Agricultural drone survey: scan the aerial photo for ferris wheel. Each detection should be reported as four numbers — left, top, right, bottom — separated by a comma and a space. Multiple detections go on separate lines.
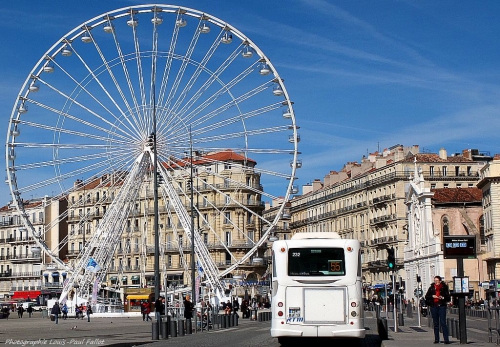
6, 4, 300, 297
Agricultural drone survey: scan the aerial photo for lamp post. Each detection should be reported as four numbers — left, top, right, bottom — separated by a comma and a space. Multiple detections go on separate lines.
189, 127, 196, 304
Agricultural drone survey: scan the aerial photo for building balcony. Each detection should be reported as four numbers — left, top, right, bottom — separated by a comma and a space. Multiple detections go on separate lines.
370, 235, 398, 246
9, 255, 43, 263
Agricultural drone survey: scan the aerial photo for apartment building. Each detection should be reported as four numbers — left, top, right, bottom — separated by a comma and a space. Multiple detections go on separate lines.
65, 150, 267, 294
0, 197, 67, 302
478, 155, 500, 297
289, 145, 491, 299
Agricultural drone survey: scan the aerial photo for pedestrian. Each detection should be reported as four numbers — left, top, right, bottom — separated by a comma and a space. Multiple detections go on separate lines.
17, 305, 24, 318
26, 304, 33, 318
425, 275, 451, 344
51, 301, 61, 324
154, 296, 163, 321
183, 295, 194, 320
232, 298, 239, 315
141, 301, 152, 321
224, 300, 232, 315
62, 303, 68, 320
86, 302, 92, 322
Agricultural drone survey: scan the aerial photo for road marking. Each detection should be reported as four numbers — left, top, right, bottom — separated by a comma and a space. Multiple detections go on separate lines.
467, 327, 486, 334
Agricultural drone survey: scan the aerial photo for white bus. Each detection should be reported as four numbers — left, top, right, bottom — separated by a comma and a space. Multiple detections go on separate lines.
270, 232, 365, 344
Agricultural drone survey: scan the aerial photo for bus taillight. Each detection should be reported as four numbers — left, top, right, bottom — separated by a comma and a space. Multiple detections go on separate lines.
278, 310, 284, 317
278, 301, 283, 307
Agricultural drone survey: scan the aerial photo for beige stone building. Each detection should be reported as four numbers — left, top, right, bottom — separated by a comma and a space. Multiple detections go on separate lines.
289, 145, 491, 299
65, 150, 267, 295
0, 197, 67, 303
478, 155, 500, 298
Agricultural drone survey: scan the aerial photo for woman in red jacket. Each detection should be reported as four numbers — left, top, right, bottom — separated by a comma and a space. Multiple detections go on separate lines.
424, 276, 451, 344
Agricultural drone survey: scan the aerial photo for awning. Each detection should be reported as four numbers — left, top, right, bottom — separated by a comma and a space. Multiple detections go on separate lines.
11, 290, 41, 300
109, 276, 118, 280
127, 294, 151, 300
61, 272, 67, 276
131, 276, 140, 280
121, 276, 128, 280
371, 283, 388, 289
43, 273, 49, 277
52, 272, 59, 277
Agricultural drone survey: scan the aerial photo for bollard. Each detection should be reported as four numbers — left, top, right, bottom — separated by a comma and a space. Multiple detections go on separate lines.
151, 321, 159, 340
214, 314, 220, 330
398, 312, 404, 326
177, 319, 185, 336
170, 319, 177, 338
234, 313, 239, 326
228, 313, 234, 327
454, 319, 460, 340
377, 318, 388, 340
186, 318, 192, 334
407, 304, 413, 319
161, 318, 168, 340
258, 311, 262, 322
221, 314, 227, 328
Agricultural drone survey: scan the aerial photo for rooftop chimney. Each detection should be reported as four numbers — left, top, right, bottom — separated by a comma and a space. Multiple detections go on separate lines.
439, 148, 447, 160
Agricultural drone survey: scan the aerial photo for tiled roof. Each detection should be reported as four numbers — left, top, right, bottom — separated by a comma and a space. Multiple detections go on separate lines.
403, 153, 473, 163
163, 149, 256, 169
431, 187, 482, 203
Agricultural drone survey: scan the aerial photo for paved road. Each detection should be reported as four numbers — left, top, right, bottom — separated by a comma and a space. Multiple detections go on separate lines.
0, 311, 382, 347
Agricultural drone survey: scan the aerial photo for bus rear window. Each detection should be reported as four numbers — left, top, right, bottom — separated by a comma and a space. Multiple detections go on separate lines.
288, 248, 345, 276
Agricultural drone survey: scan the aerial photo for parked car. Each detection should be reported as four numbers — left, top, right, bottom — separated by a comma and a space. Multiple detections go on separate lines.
32, 305, 47, 312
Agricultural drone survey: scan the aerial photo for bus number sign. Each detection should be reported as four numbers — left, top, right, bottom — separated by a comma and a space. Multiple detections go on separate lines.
328, 260, 344, 275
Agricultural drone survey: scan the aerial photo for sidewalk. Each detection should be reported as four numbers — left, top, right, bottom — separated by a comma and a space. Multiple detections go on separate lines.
375, 312, 491, 347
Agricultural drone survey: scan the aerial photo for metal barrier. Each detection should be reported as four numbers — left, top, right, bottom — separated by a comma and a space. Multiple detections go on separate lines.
487, 307, 500, 344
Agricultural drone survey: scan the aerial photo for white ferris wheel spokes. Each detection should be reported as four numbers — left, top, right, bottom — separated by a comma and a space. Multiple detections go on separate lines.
6, 5, 299, 297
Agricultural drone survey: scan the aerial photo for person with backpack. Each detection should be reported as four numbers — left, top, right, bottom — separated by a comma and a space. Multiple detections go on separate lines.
61, 303, 68, 320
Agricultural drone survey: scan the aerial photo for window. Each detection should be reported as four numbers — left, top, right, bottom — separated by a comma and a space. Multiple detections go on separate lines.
479, 215, 485, 245
203, 233, 208, 244
224, 163, 231, 170
225, 231, 231, 246
224, 212, 231, 224
167, 255, 172, 267
442, 216, 450, 237
431, 184, 436, 190
429, 166, 434, 177
443, 183, 449, 188
442, 166, 447, 176
288, 248, 345, 276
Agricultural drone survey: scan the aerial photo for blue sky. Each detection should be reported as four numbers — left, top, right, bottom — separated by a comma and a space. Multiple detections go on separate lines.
1, 0, 500, 202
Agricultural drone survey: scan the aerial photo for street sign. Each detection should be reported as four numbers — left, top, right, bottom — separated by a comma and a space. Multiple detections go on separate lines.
414, 288, 423, 297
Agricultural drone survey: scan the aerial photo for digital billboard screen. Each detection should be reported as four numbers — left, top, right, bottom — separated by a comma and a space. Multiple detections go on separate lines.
443, 235, 476, 259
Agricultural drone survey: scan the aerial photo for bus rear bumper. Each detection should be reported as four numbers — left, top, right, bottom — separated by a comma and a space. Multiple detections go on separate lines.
271, 326, 366, 338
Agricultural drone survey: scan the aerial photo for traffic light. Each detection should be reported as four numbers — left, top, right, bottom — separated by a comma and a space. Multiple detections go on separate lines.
387, 247, 395, 270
